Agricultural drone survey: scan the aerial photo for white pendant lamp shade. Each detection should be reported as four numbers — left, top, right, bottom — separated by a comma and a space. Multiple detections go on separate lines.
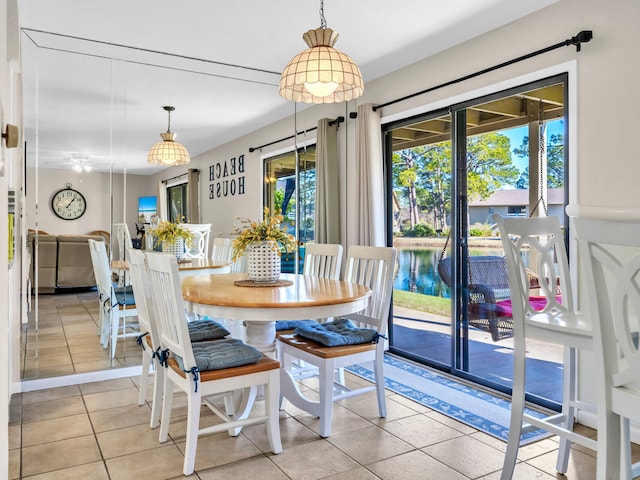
147, 106, 190, 166
280, 27, 363, 104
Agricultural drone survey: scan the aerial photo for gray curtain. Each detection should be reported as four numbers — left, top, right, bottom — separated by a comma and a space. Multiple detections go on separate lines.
355, 104, 385, 246
315, 118, 340, 244
187, 168, 200, 223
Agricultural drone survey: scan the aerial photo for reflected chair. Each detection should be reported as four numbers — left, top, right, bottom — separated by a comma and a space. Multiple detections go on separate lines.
575, 217, 640, 480
112, 223, 133, 285
211, 237, 233, 264
88, 239, 138, 358
180, 223, 211, 259
278, 245, 396, 437
145, 251, 282, 476
493, 215, 595, 479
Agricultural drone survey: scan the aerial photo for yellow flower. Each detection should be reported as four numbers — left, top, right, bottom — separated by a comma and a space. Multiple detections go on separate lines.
148, 220, 194, 247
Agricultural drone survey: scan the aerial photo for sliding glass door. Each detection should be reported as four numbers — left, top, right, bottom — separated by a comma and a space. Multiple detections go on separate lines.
386, 74, 568, 409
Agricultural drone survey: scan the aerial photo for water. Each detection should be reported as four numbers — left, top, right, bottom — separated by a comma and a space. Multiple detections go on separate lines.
393, 247, 503, 298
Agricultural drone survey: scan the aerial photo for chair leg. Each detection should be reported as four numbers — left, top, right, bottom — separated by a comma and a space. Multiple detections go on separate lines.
183, 389, 201, 476
501, 336, 527, 480
374, 349, 387, 418
159, 373, 174, 443
318, 359, 335, 438
556, 346, 576, 474
138, 350, 151, 406
110, 311, 119, 358
264, 370, 283, 454
150, 360, 163, 429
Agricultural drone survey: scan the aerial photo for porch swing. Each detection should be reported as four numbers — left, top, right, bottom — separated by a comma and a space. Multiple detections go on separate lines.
437, 102, 549, 342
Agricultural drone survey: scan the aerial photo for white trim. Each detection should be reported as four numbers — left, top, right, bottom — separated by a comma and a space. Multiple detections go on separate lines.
260, 136, 317, 162
16, 365, 142, 392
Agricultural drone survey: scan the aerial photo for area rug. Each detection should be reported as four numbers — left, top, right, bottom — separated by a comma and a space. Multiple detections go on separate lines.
346, 355, 552, 445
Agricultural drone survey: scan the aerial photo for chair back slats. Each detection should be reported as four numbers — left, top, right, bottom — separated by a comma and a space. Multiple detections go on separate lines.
127, 248, 158, 350
493, 215, 572, 321
180, 224, 211, 259
145, 251, 194, 368
211, 237, 233, 263
89, 239, 113, 300
575, 217, 640, 388
303, 243, 343, 280
112, 223, 133, 261
343, 246, 397, 334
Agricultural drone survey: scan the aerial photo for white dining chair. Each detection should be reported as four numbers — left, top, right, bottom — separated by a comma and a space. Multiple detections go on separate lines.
574, 216, 640, 480
278, 245, 396, 437
492, 215, 596, 479
88, 239, 139, 358
211, 237, 233, 263
144, 251, 282, 476
180, 223, 211, 259
112, 223, 133, 285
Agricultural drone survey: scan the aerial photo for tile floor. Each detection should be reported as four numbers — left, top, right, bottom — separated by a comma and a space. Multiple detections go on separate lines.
13, 291, 606, 479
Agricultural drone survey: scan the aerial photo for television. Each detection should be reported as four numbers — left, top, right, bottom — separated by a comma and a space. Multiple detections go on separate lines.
138, 195, 157, 223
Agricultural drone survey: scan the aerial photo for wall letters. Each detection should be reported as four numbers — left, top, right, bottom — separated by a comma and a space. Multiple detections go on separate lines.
209, 154, 245, 200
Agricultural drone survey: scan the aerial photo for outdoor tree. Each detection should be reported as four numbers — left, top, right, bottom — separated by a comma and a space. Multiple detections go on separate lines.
514, 131, 565, 189
466, 132, 520, 201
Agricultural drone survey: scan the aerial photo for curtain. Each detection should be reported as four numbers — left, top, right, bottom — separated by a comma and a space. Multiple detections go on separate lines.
187, 168, 200, 223
355, 103, 385, 246
315, 118, 339, 244
157, 180, 167, 221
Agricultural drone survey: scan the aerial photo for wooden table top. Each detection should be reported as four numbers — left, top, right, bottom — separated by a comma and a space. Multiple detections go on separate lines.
176, 258, 230, 271
181, 273, 371, 309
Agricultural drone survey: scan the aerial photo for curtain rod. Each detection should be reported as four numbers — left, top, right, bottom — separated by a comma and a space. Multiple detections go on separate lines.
373, 30, 593, 112
161, 169, 198, 184
249, 116, 344, 153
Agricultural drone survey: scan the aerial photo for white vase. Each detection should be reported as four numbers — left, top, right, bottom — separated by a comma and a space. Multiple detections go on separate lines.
247, 241, 281, 282
162, 238, 185, 260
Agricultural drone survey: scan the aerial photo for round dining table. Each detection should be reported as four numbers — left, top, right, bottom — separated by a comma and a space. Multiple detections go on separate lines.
181, 272, 371, 352
177, 257, 230, 277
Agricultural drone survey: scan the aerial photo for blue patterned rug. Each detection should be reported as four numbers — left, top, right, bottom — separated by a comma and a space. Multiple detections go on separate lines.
346, 355, 551, 445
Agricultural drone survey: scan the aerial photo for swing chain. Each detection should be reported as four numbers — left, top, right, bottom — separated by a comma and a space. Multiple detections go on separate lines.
530, 100, 548, 217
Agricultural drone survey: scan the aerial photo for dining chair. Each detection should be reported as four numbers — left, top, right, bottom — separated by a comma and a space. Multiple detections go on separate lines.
112, 223, 133, 285
180, 223, 211, 259
88, 239, 138, 358
492, 215, 596, 479
211, 237, 233, 263
144, 251, 282, 476
574, 216, 640, 480
278, 245, 396, 437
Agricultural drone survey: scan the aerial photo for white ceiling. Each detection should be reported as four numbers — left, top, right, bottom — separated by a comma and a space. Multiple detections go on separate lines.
18, 0, 556, 175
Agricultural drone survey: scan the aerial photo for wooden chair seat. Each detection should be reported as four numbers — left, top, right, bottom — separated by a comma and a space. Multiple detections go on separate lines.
278, 333, 377, 359
167, 355, 279, 381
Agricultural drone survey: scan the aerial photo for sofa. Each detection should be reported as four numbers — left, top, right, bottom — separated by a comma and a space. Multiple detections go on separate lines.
28, 232, 107, 294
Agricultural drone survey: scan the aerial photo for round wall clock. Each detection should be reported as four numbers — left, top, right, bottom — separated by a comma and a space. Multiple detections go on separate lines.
51, 187, 87, 220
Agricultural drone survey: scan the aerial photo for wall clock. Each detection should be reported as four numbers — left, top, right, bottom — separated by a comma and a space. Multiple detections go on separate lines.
51, 186, 87, 220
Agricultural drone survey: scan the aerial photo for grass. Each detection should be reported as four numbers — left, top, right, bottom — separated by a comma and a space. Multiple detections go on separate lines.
393, 289, 451, 317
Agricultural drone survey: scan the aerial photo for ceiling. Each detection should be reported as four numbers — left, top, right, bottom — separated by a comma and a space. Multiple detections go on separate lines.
18, 0, 557, 175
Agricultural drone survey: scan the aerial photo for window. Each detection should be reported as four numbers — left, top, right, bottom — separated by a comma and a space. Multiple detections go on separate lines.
263, 145, 316, 273
507, 205, 527, 216
167, 183, 188, 223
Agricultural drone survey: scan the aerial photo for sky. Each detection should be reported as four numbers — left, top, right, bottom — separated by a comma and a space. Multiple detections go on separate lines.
500, 119, 564, 172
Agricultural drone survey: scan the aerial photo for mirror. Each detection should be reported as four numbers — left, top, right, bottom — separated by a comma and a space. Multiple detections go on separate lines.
21, 38, 149, 381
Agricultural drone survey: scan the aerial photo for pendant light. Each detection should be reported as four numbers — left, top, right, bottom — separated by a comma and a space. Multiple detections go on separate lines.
147, 106, 190, 166
279, 0, 363, 104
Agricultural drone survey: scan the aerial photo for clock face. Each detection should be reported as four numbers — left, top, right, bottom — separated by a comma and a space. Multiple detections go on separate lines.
51, 188, 87, 220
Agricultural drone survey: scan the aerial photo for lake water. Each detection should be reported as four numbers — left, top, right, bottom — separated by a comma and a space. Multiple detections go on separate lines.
393, 247, 503, 298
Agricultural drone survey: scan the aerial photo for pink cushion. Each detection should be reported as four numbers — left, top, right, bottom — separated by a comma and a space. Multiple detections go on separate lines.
495, 295, 562, 317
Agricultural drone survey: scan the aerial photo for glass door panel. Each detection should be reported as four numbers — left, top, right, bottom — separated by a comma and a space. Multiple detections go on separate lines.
387, 74, 568, 409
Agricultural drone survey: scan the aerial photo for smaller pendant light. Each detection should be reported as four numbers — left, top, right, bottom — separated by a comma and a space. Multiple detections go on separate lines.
147, 106, 190, 166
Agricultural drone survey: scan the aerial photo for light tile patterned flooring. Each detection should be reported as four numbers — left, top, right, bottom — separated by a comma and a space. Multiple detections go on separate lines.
13, 291, 604, 479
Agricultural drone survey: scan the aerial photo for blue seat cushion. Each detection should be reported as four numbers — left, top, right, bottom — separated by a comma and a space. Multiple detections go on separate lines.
113, 285, 135, 306
293, 317, 378, 347
275, 320, 318, 331
174, 338, 262, 371
188, 319, 230, 342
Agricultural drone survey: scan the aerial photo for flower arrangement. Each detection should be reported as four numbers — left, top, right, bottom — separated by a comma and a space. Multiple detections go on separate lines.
231, 207, 296, 261
148, 219, 194, 247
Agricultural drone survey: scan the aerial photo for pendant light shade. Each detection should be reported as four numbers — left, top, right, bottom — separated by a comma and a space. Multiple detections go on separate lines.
147, 106, 190, 166
279, 2, 363, 104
